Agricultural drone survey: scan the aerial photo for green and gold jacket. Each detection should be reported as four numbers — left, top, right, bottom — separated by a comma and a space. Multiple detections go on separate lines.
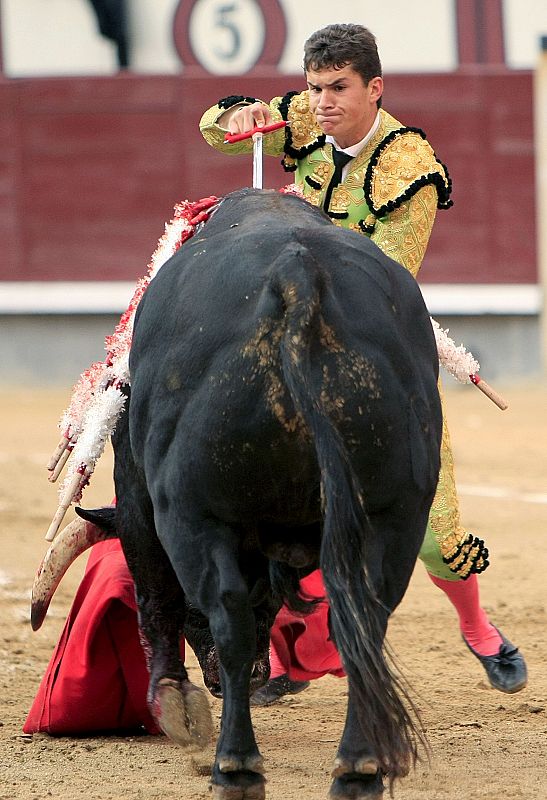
199, 90, 452, 278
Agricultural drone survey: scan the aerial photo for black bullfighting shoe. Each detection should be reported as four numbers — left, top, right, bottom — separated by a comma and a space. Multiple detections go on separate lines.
463, 629, 528, 693
250, 674, 310, 706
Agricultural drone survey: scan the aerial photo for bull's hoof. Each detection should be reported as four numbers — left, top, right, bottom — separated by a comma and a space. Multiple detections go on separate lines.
211, 759, 266, 800
218, 754, 264, 775
153, 678, 213, 749
329, 776, 383, 800
329, 757, 383, 800
332, 756, 379, 778
211, 781, 265, 800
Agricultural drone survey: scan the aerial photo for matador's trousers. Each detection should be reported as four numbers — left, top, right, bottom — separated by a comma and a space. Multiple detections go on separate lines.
418, 382, 489, 581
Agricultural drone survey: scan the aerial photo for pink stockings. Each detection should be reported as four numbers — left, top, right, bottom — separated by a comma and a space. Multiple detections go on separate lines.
428, 572, 502, 656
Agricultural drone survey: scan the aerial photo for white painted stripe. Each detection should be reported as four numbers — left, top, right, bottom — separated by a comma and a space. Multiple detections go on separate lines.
421, 284, 542, 315
458, 483, 547, 505
0, 282, 135, 314
0, 282, 542, 315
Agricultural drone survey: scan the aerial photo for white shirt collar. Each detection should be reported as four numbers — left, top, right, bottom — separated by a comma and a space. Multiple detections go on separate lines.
326, 111, 381, 157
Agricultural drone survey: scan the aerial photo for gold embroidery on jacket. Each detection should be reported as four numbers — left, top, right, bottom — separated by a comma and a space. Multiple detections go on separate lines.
370, 132, 447, 210
287, 92, 323, 150
329, 185, 352, 216
371, 185, 438, 277
307, 161, 331, 189
343, 168, 366, 193
304, 187, 323, 207
428, 384, 488, 578
353, 110, 404, 168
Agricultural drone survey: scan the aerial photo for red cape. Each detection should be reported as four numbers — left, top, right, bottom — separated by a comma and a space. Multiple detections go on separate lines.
270, 570, 344, 682
24, 539, 163, 735
24, 548, 341, 735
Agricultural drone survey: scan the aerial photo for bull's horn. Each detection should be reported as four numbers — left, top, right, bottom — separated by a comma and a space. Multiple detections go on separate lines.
31, 517, 110, 631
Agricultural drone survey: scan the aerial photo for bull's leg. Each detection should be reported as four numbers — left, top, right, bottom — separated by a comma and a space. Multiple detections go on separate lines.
120, 504, 214, 749
156, 515, 265, 800
139, 573, 213, 750
250, 600, 275, 693
329, 510, 428, 800
248, 571, 279, 693
184, 577, 276, 700
185, 605, 222, 697
185, 609, 271, 700
113, 422, 213, 749
329, 612, 388, 800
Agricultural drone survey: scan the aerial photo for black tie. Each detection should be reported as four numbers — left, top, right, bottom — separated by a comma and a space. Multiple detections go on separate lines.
324, 147, 354, 210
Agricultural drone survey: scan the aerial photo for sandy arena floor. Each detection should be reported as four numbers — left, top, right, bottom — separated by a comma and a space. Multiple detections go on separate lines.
1, 383, 546, 799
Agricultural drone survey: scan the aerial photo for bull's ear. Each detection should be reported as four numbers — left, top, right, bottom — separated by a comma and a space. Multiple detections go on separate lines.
75, 505, 117, 534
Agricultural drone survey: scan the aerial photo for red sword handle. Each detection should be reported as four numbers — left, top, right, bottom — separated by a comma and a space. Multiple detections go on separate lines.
224, 120, 288, 144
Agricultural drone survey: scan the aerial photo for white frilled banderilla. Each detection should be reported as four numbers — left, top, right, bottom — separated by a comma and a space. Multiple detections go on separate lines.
431, 319, 508, 410
43, 195, 220, 542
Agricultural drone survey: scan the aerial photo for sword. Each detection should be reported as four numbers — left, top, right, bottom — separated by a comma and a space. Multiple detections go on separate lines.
252, 131, 263, 189
224, 120, 288, 189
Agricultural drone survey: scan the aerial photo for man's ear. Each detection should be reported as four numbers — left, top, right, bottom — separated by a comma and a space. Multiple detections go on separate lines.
369, 76, 384, 104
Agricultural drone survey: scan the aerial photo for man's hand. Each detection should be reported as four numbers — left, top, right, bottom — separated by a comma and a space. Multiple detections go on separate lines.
219, 102, 273, 134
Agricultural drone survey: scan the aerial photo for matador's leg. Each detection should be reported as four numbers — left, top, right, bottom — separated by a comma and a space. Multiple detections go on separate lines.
419, 382, 489, 580
418, 381, 527, 693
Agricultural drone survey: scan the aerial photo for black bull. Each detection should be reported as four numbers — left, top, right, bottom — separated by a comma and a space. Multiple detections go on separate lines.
84, 188, 442, 799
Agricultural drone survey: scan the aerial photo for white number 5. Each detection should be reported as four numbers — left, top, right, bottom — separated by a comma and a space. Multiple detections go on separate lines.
189, 0, 266, 74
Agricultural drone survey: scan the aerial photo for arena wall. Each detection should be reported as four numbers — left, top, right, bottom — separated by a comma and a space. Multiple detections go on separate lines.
1, 0, 545, 383
0, 68, 541, 384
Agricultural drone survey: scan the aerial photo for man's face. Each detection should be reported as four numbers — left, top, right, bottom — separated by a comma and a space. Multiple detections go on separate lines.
306, 64, 383, 149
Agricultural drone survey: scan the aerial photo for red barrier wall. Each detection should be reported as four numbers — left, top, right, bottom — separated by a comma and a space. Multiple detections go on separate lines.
0, 69, 536, 285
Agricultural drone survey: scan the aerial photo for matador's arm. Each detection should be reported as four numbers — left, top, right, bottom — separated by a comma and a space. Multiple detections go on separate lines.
370, 183, 439, 278
199, 96, 287, 157
363, 128, 452, 278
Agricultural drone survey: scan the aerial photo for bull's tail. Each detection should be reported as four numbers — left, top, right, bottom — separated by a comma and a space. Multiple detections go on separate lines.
276, 245, 425, 784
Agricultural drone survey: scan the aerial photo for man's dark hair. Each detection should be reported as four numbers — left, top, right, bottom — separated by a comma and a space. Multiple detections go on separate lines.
303, 24, 382, 105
